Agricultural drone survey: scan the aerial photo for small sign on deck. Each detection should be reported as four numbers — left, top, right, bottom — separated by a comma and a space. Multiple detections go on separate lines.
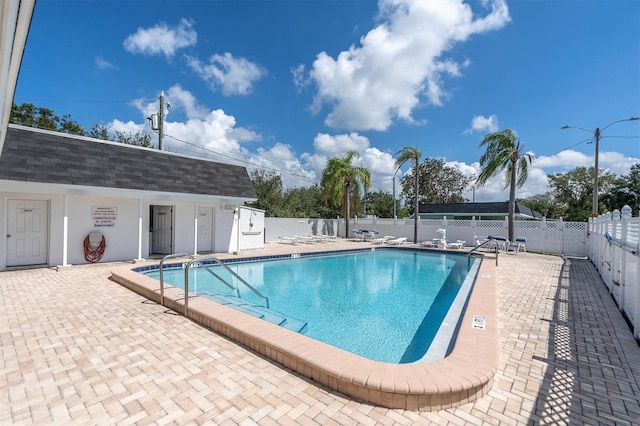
472, 315, 486, 330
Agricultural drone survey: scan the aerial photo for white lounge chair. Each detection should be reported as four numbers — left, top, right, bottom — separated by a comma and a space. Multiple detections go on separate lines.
372, 236, 395, 244
420, 239, 439, 248
446, 240, 465, 250
388, 237, 407, 245
294, 236, 316, 244
278, 236, 299, 244
352, 230, 367, 242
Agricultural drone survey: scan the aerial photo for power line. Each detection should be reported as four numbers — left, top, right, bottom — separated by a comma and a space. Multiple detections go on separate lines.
531, 137, 593, 164
163, 132, 320, 182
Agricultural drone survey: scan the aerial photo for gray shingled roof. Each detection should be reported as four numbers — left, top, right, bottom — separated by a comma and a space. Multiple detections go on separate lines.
419, 202, 543, 219
0, 125, 257, 199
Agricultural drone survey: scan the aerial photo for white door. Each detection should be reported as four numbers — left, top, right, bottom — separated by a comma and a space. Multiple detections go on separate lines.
151, 206, 173, 254
7, 200, 48, 266
197, 207, 213, 252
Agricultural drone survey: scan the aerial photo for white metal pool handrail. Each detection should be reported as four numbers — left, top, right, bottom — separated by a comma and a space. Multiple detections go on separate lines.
159, 253, 191, 306
183, 255, 270, 317
467, 239, 498, 268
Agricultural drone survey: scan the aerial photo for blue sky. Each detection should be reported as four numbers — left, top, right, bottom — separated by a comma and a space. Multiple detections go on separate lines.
14, 0, 640, 203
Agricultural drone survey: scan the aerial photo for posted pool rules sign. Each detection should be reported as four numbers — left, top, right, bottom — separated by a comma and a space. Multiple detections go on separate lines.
92, 206, 117, 227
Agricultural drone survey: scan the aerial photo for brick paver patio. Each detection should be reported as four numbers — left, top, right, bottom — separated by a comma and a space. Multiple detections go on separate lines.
1, 246, 639, 425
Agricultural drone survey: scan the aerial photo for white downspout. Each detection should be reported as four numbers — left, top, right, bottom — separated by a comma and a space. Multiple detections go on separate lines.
193, 202, 199, 256
62, 195, 68, 266
137, 199, 143, 261
235, 206, 240, 255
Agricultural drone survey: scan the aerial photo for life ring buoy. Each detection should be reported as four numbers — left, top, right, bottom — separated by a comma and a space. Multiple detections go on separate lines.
84, 232, 106, 263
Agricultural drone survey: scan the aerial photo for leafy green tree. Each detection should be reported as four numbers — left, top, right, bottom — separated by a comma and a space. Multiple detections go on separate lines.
395, 146, 422, 243
10, 102, 37, 127
601, 163, 640, 214
476, 129, 532, 241
362, 190, 402, 218
245, 169, 285, 217
284, 185, 339, 218
320, 150, 371, 237
399, 158, 470, 210
10, 102, 85, 135
60, 114, 86, 135
548, 166, 617, 221
114, 130, 152, 147
518, 193, 558, 219
87, 124, 110, 140
89, 124, 153, 147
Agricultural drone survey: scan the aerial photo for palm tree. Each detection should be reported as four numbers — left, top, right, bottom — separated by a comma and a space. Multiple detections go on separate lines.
320, 150, 371, 238
476, 129, 533, 241
395, 146, 423, 244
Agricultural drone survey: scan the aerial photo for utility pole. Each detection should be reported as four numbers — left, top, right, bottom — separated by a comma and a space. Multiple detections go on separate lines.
158, 91, 164, 151
592, 127, 600, 217
562, 117, 638, 218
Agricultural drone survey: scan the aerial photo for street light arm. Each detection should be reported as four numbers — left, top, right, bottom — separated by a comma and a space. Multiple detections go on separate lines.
561, 124, 594, 134
561, 116, 639, 218
561, 117, 639, 134
600, 117, 640, 132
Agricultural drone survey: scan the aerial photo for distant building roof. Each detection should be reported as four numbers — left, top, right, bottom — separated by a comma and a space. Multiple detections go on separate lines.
418, 202, 544, 220
0, 125, 257, 200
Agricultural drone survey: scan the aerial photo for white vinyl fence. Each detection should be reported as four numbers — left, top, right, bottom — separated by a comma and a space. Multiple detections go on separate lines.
588, 205, 640, 340
265, 216, 588, 256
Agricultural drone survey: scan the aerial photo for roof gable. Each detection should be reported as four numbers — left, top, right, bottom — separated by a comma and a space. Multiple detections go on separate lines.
0, 125, 257, 199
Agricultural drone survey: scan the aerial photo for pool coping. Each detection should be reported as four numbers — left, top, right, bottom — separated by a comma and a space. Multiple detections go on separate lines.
111, 248, 497, 411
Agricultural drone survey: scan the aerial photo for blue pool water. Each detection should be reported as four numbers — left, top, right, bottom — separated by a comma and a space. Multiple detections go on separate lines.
144, 249, 477, 363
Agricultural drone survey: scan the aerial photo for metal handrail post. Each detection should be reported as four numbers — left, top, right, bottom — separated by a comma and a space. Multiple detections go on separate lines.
467, 239, 493, 268
183, 258, 202, 316
159, 253, 189, 306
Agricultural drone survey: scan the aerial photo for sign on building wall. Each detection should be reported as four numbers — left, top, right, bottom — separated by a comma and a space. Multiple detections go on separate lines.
92, 206, 117, 227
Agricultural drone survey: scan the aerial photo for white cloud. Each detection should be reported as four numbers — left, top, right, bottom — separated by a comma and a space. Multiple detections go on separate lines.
248, 144, 317, 188
123, 18, 197, 58
291, 64, 309, 92
116, 86, 259, 164
464, 114, 499, 134
107, 119, 145, 135
313, 132, 370, 156
165, 85, 210, 120
597, 151, 640, 176
94, 55, 116, 70
306, 0, 510, 131
112, 87, 639, 206
187, 52, 266, 96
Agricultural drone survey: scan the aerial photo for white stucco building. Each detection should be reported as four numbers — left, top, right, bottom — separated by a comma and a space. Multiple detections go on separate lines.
0, 125, 263, 271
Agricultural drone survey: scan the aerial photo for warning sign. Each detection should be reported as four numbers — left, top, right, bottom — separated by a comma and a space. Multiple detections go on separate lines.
92, 206, 117, 227
472, 315, 486, 330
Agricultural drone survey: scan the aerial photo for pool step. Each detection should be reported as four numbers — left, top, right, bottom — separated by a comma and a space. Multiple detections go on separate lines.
200, 291, 308, 333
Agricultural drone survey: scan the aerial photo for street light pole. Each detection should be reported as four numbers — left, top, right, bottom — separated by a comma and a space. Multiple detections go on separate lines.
561, 117, 639, 217
392, 167, 400, 221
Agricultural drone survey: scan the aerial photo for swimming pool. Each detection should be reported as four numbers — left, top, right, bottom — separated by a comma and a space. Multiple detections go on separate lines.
111, 246, 497, 410
145, 249, 473, 364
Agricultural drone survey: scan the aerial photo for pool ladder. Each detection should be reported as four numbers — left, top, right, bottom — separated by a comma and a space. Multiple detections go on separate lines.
159, 254, 269, 316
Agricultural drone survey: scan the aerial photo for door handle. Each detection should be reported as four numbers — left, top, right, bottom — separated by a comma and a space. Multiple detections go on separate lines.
6, 235, 10, 238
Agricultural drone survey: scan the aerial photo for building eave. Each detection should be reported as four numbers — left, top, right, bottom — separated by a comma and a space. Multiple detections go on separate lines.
0, 0, 36, 155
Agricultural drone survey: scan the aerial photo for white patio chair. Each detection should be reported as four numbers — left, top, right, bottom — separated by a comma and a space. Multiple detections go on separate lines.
507, 237, 527, 254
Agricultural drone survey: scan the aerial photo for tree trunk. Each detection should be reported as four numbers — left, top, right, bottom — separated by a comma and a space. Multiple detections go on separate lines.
508, 162, 517, 241
413, 159, 419, 243
345, 185, 350, 238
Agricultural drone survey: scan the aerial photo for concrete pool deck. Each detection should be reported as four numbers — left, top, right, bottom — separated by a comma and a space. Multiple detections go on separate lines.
2, 240, 640, 424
